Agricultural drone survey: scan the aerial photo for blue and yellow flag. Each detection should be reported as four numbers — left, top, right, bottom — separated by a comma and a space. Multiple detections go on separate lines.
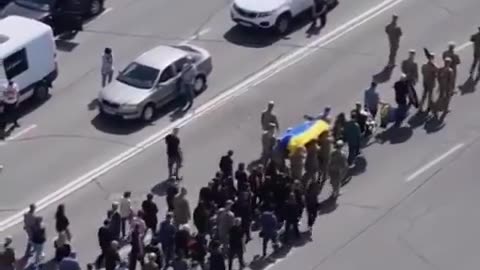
279, 120, 329, 154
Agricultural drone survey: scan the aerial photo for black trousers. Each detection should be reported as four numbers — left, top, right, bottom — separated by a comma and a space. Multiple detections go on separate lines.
5, 103, 18, 125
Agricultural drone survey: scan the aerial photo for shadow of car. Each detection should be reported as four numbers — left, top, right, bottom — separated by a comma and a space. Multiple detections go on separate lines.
1, 0, 105, 33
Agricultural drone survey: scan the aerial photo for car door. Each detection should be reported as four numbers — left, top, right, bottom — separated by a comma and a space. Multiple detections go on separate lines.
291, 0, 314, 14
153, 65, 179, 106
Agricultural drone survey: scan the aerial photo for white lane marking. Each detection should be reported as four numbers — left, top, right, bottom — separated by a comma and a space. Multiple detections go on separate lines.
456, 41, 472, 52
6, 124, 37, 141
181, 28, 211, 44
406, 143, 465, 182
0, 0, 404, 232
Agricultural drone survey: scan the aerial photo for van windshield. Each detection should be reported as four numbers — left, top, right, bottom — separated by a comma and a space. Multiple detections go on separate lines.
14, 0, 54, 11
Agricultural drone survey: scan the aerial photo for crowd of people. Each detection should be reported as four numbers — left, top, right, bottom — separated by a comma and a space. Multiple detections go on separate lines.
1, 14, 480, 270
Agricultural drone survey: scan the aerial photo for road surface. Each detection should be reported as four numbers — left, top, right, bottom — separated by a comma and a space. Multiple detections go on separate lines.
2, 0, 480, 269
0, 0, 385, 221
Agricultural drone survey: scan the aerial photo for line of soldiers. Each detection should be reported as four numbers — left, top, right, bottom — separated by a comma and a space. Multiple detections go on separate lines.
385, 15, 480, 122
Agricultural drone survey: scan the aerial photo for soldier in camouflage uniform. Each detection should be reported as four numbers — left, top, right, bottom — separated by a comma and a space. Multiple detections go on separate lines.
442, 42, 461, 95
329, 140, 348, 198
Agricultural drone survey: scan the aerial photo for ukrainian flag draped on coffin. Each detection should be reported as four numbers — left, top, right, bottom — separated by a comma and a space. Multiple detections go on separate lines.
279, 119, 329, 154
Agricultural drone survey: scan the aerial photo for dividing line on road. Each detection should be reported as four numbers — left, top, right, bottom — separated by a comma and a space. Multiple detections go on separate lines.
0, 0, 405, 232
181, 28, 211, 44
456, 41, 472, 52
0, 124, 38, 146
406, 143, 465, 182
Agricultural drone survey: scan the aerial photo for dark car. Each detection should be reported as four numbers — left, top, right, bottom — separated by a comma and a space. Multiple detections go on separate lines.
0, 0, 12, 8
1, 0, 104, 32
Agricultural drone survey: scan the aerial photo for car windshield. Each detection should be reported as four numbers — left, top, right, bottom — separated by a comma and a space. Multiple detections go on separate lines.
14, 0, 53, 11
117, 62, 160, 89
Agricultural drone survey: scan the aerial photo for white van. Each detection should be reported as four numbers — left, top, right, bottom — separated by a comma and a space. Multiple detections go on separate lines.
0, 15, 57, 103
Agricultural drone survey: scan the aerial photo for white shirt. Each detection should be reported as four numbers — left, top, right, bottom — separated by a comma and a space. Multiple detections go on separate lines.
119, 197, 132, 218
3, 83, 19, 105
101, 53, 114, 74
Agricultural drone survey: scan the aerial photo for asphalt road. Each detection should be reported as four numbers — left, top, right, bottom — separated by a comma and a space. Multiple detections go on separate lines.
0, 0, 384, 220
2, 0, 480, 269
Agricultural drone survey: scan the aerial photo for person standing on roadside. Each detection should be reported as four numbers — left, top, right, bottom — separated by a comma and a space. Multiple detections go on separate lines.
0, 236, 15, 270
329, 140, 348, 198
393, 74, 411, 126
141, 193, 159, 233
420, 53, 438, 113
166, 182, 179, 212
401, 50, 419, 86
173, 188, 191, 227
165, 128, 182, 181
343, 112, 361, 166
261, 101, 279, 131
385, 15, 402, 66
228, 218, 245, 270
180, 60, 197, 110
364, 81, 380, 118
95, 220, 113, 269
23, 203, 37, 258
442, 42, 461, 94
157, 213, 176, 266
219, 150, 234, 179
31, 217, 46, 266
119, 192, 133, 239
101, 48, 114, 87
469, 27, 480, 79
108, 202, 122, 241
436, 57, 455, 120
3, 80, 20, 129
311, 0, 328, 28
55, 204, 72, 241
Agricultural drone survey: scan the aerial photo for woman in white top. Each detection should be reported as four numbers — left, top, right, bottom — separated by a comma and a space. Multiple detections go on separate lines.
101, 47, 114, 87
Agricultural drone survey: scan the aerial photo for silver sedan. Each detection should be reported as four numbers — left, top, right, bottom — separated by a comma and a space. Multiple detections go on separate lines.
98, 44, 213, 122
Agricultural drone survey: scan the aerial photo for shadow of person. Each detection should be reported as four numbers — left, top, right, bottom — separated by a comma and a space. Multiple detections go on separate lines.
151, 179, 174, 197
424, 117, 446, 134
372, 65, 395, 84
407, 111, 428, 129
375, 125, 413, 144
318, 195, 338, 215
458, 76, 478, 95
349, 156, 367, 176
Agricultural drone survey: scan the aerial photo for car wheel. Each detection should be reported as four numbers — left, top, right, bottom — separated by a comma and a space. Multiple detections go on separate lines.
193, 75, 206, 95
141, 103, 156, 122
34, 84, 49, 102
89, 0, 103, 16
275, 13, 291, 35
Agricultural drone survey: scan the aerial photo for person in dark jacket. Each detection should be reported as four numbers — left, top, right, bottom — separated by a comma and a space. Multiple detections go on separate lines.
31, 217, 46, 266
193, 201, 209, 235
157, 213, 176, 266
108, 203, 121, 241
0, 236, 15, 270
259, 206, 279, 257
208, 241, 225, 270
128, 224, 144, 270
393, 74, 411, 126
283, 194, 301, 244
234, 163, 248, 191
166, 183, 179, 212
232, 192, 252, 242
55, 204, 71, 240
198, 182, 214, 208
104, 241, 121, 270
174, 225, 191, 258
219, 150, 234, 178
95, 219, 113, 269
143, 239, 163, 270
141, 194, 159, 232
228, 218, 245, 270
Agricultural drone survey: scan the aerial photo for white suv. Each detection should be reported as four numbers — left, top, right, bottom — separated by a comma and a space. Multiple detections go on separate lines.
230, 0, 337, 35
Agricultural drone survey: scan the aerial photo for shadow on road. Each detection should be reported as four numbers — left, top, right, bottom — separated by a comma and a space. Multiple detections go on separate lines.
458, 76, 478, 95
372, 65, 395, 84
376, 125, 413, 144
